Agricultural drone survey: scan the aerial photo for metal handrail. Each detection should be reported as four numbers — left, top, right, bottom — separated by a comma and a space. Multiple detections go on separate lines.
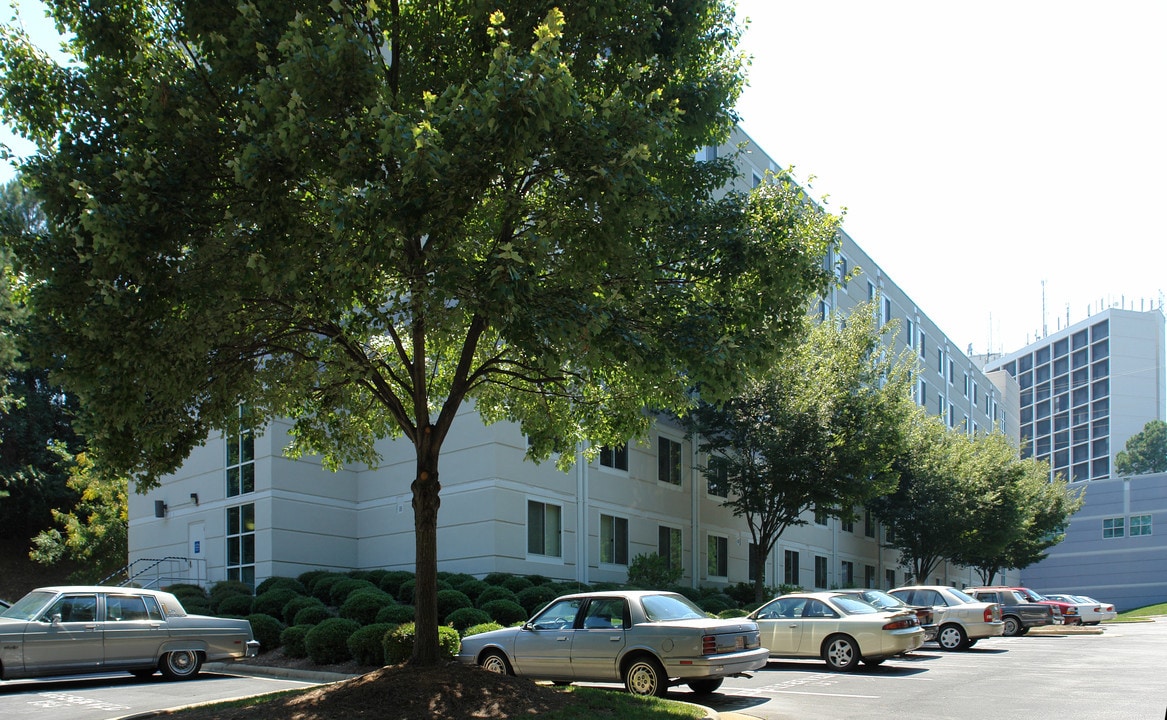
100, 556, 206, 589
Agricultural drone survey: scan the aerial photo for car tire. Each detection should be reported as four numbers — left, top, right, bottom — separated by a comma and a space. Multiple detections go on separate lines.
624, 656, 669, 697
479, 650, 512, 675
823, 634, 861, 671
936, 623, 969, 651
687, 678, 724, 694
159, 650, 202, 680
1003, 615, 1022, 637
1019, 627, 1030, 635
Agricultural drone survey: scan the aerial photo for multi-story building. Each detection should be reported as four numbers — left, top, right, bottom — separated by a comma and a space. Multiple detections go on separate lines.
982, 307, 1167, 609
125, 128, 1019, 596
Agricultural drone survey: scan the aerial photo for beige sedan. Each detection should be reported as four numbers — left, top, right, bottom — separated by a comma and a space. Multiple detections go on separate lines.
748, 592, 925, 671
0, 586, 258, 681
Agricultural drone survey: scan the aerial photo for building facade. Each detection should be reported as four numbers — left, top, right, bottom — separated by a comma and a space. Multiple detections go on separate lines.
126, 128, 1020, 596
982, 307, 1167, 609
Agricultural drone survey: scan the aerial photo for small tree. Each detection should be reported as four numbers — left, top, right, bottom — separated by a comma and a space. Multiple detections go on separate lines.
693, 300, 917, 602
626, 552, 683, 589
1115, 420, 1167, 476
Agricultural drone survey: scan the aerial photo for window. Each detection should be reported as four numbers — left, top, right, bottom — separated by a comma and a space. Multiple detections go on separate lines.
1102, 517, 1124, 539
841, 515, 854, 533
226, 503, 256, 587
885, 568, 896, 589
707, 535, 728, 578
658, 437, 682, 486
814, 555, 828, 588
906, 319, 915, 348
658, 526, 682, 571
814, 506, 828, 526
840, 560, 854, 586
865, 565, 876, 589
918, 379, 927, 406
883, 297, 892, 325
599, 443, 628, 471
919, 331, 926, 359
528, 500, 563, 557
226, 407, 255, 497
864, 509, 876, 538
819, 300, 831, 322
784, 550, 800, 586
706, 456, 730, 498
1130, 515, 1153, 536
600, 514, 628, 565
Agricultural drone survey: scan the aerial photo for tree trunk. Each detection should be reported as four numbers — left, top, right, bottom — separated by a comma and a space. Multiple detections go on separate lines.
410, 435, 442, 665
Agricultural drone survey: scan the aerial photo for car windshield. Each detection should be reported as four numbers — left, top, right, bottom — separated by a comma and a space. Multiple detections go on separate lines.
853, 590, 904, 609
640, 594, 708, 621
945, 588, 978, 604
832, 596, 881, 615
0, 590, 56, 620
1017, 588, 1045, 602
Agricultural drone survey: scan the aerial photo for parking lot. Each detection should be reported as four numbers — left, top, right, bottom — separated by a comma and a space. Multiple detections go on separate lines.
685, 619, 1166, 719
0, 620, 1163, 720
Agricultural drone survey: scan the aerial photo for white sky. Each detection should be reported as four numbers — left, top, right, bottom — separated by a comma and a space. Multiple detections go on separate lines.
733, 0, 1167, 356
4, 1, 1165, 355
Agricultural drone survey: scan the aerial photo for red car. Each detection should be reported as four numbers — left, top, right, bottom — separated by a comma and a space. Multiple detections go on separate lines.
985, 586, 1081, 625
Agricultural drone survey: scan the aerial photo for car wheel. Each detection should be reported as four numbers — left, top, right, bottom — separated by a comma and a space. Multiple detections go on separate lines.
479, 650, 512, 675
1019, 627, 1030, 635
1003, 615, 1022, 637
936, 623, 969, 651
160, 650, 202, 680
823, 635, 861, 671
687, 678, 723, 694
624, 656, 668, 697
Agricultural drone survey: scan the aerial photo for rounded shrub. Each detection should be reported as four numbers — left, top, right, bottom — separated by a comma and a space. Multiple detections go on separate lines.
524, 574, 552, 586
283, 595, 326, 626
252, 588, 302, 618
340, 590, 396, 626
297, 570, 331, 590
717, 608, 750, 619
382, 622, 460, 664
280, 625, 313, 658
396, 578, 417, 604
699, 593, 734, 614
377, 570, 415, 598
463, 621, 504, 637
436, 589, 473, 620
217, 593, 255, 616
376, 604, 415, 625
305, 617, 361, 665
309, 573, 347, 603
455, 579, 488, 602
256, 577, 308, 596
482, 572, 513, 586
502, 575, 534, 594
166, 583, 208, 601
329, 578, 378, 606
515, 585, 557, 616
246, 613, 284, 652
438, 572, 476, 588
475, 585, 518, 608
208, 580, 252, 613
293, 604, 333, 626
180, 594, 212, 614
346, 623, 394, 666
445, 607, 491, 633
362, 569, 389, 587
481, 599, 527, 626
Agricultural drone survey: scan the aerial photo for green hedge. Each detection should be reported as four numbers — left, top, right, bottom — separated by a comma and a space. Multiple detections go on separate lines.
347, 623, 395, 666
340, 590, 396, 626
376, 604, 416, 625
246, 613, 284, 652
480, 599, 527, 625
305, 618, 361, 665
281, 625, 313, 658
445, 607, 491, 633
382, 622, 460, 664
282, 595, 326, 626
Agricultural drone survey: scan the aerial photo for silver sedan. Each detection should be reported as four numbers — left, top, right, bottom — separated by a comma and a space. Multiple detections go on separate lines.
0, 585, 259, 681
457, 590, 767, 697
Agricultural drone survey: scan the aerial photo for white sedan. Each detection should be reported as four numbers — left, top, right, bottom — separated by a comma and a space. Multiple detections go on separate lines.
1044, 594, 1117, 625
748, 592, 925, 671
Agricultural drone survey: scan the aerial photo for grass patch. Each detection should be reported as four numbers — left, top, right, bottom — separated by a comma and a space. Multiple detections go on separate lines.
1115, 602, 1167, 621
546, 687, 707, 719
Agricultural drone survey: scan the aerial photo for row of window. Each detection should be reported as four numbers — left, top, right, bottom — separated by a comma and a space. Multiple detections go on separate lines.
1102, 514, 1153, 539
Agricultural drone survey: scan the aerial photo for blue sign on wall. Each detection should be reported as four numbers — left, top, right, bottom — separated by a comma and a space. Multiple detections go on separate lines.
193, 540, 201, 554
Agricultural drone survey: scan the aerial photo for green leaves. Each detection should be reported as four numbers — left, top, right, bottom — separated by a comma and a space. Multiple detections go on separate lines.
1115, 420, 1167, 476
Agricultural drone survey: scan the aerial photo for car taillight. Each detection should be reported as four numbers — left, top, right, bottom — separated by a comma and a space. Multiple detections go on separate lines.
1065, 607, 1078, 616
984, 605, 998, 623
703, 635, 717, 655
883, 617, 918, 630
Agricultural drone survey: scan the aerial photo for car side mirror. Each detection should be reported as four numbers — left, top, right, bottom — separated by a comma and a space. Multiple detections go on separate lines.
521, 621, 535, 631
50, 613, 62, 625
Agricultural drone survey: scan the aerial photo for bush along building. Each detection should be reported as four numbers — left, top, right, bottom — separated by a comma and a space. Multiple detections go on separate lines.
126, 127, 1019, 597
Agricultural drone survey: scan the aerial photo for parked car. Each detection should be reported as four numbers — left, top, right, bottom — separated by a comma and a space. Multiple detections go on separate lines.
889, 585, 1004, 650
1044, 594, 1117, 625
963, 587, 1061, 636
834, 588, 938, 642
748, 591, 925, 671
990, 586, 1081, 625
0, 585, 259, 681
456, 590, 767, 697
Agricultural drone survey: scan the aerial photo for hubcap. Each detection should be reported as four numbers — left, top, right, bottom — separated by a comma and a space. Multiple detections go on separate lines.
482, 656, 507, 674
628, 663, 658, 695
940, 628, 960, 648
827, 640, 854, 668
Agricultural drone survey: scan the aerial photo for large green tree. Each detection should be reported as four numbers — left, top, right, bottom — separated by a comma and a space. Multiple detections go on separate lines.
1115, 420, 1167, 476
1, 2, 837, 662
692, 300, 918, 602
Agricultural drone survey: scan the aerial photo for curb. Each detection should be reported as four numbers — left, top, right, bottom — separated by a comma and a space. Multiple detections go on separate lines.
204, 661, 357, 684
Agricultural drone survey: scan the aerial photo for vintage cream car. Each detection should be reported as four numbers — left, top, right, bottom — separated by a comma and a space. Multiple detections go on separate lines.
457, 590, 767, 697
0, 586, 259, 681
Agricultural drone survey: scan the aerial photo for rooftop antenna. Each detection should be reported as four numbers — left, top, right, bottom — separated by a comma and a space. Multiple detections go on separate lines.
1041, 280, 1047, 338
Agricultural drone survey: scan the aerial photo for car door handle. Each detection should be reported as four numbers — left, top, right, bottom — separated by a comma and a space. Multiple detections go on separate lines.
610, 636, 622, 642
557, 636, 568, 641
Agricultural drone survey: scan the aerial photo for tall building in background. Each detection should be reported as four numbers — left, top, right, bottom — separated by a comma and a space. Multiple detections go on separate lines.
982, 307, 1167, 609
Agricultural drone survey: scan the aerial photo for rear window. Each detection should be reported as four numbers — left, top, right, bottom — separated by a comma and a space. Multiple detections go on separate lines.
641, 594, 707, 621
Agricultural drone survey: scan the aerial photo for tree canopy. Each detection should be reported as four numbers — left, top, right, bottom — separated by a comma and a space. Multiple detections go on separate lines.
1, 1, 839, 662
692, 299, 918, 601
1115, 420, 1167, 476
